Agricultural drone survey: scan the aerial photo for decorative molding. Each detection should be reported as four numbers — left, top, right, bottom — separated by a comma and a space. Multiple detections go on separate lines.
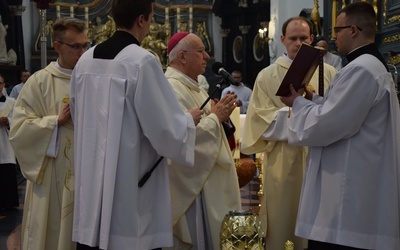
388, 15, 400, 24
238, 25, 250, 34
253, 34, 264, 62
220, 28, 230, 37
388, 52, 400, 66
8, 5, 26, 16
382, 34, 400, 44
233, 36, 243, 63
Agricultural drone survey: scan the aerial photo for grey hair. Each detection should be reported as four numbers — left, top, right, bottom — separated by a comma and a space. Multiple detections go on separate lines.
168, 35, 192, 64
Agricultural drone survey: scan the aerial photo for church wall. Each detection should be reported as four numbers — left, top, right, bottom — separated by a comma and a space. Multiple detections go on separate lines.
271, 0, 324, 62
13, 0, 400, 91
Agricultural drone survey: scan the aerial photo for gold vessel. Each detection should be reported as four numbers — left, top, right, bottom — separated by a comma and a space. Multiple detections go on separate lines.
220, 210, 265, 250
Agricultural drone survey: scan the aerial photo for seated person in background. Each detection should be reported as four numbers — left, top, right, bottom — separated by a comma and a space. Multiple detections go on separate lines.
315, 36, 343, 71
10, 69, 31, 99
221, 70, 252, 114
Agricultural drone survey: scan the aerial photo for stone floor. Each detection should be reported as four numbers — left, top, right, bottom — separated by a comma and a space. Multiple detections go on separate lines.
0, 170, 260, 250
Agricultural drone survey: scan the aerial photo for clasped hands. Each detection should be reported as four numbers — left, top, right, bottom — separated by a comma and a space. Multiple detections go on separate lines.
0, 116, 9, 126
188, 91, 237, 125
211, 91, 237, 123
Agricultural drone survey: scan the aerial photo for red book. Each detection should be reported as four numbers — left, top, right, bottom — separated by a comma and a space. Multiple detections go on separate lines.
276, 43, 324, 96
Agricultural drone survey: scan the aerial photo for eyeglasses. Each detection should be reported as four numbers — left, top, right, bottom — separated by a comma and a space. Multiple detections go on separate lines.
333, 25, 363, 33
57, 41, 91, 50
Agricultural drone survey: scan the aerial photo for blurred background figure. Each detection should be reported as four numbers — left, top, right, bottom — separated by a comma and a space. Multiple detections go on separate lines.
314, 36, 343, 71
9, 69, 30, 99
221, 70, 252, 114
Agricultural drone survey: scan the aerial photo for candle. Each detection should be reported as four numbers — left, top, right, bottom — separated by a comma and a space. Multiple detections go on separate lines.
84, 7, 89, 30
189, 7, 193, 33
177, 7, 180, 31
165, 7, 169, 23
230, 107, 241, 159
56, 5, 60, 18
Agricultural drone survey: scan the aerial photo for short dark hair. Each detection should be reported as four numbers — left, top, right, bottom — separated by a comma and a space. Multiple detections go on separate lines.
112, 0, 155, 29
281, 16, 313, 36
20, 69, 29, 76
312, 36, 327, 46
338, 2, 376, 39
232, 70, 242, 76
52, 17, 86, 42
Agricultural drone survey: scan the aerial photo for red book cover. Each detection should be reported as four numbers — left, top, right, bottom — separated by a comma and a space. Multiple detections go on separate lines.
276, 43, 323, 96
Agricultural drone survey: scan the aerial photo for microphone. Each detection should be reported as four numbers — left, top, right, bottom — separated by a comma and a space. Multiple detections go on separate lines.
212, 62, 238, 85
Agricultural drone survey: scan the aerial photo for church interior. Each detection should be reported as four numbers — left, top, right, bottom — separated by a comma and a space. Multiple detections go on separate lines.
0, 0, 398, 91
1, 0, 400, 249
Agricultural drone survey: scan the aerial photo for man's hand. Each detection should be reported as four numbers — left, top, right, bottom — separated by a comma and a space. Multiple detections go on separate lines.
0, 116, 8, 126
304, 85, 314, 100
58, 103, 71, 126
188, 108, 204, 126
211, 92, 237, 123
280, 84, 301, 107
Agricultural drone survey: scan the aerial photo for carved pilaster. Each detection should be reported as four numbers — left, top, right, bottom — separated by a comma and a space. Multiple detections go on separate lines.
220, 28, 230, 37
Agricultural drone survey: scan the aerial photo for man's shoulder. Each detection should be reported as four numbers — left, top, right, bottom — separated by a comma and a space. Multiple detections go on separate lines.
323, 63, 338, 75
244, 85, 252, 93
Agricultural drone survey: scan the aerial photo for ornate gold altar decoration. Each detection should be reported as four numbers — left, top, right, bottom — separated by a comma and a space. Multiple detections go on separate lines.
285, 240, 294, 250
90, 16, 116, 45
220, 210, 265, 250
388, 51, 400, 66
311, 0, 322, 36
196, 21, 211, 52
141, 19, 171, 68
255, 153, 264, 206
140, 5, 212, 69
383, 34, 400, 44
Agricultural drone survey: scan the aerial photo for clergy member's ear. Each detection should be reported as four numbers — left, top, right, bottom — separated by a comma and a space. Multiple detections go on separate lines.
53, 41, 63, 54
178, 50, 186, 62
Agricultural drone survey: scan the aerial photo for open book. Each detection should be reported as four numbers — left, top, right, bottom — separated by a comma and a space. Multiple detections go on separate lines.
275, 43, 324, 96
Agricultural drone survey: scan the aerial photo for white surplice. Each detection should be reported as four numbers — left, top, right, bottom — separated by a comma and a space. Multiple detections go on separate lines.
71, 44, 196, 250
288, 54, 400, 249
241, 55, 337, 250
0, 97, 15, 164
